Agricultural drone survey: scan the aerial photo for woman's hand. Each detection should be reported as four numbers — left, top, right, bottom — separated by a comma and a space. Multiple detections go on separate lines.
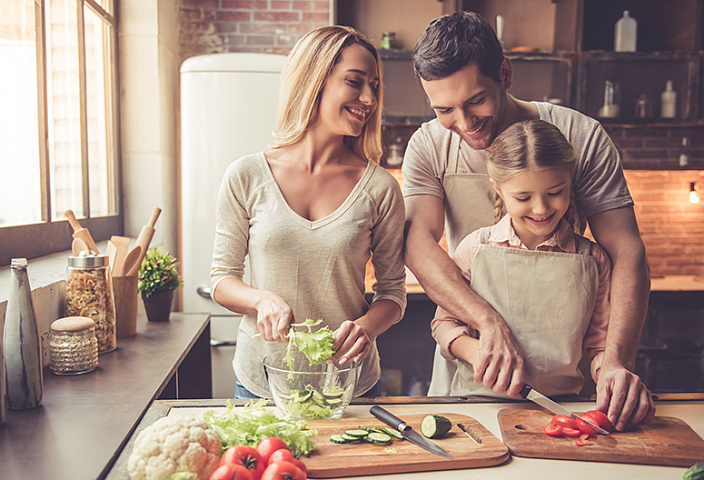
332, 320, 372, 365
255, 291, 294, 342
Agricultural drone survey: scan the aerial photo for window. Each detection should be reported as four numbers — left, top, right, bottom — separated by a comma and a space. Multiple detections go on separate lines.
0, 0, 121, 266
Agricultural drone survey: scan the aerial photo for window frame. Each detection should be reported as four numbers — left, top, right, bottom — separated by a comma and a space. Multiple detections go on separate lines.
0, 0, 122, 267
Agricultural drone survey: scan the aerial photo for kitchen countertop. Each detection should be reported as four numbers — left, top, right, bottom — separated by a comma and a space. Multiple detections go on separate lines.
0, 313, 210, 480
108, 394, 704, 480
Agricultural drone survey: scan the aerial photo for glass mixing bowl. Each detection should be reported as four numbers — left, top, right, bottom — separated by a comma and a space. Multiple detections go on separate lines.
263, 349, 361, 420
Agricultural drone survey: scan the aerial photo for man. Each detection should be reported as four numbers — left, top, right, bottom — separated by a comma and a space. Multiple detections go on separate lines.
403, 11, 654, 431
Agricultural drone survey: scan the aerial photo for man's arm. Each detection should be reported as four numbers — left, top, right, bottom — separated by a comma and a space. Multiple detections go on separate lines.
588, 206, 656, 430
404, 194, 526, 395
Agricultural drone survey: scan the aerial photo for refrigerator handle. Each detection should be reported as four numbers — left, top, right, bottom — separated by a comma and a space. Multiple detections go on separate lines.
197, 285, 213, 299
211, 339, 237, 348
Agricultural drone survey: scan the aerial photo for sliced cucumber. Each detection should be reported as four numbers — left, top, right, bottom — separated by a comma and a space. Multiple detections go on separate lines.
365, 432, 392, 444
344, 429, 370, 438
383, 427, 404, 440
330, 434, 348, 444
341, 433, 364, 442
420, 414, 452, 439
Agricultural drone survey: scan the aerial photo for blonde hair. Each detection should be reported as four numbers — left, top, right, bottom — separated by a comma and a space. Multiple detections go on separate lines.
488, 119, 581, 232
270, 25, 383, 163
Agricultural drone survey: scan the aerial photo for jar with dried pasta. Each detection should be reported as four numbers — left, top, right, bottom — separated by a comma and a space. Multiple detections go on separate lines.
66, 253, 117, 353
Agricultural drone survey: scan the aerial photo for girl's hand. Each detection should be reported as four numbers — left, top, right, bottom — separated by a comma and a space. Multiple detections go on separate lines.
255, 292, 294, 342
332, 320, 372, 365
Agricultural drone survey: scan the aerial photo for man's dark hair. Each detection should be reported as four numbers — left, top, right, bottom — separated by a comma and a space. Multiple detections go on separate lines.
412, 11, 504, 83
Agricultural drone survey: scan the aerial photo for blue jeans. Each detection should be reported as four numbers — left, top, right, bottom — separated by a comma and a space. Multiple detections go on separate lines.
235, 379, 382, 399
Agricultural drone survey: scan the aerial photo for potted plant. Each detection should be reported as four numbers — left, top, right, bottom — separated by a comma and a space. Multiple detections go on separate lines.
137, 247, 183, 322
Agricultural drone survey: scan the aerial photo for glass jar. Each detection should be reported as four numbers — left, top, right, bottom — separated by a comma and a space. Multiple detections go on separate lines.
66, 253, 117, 353
50, 316, 99, 375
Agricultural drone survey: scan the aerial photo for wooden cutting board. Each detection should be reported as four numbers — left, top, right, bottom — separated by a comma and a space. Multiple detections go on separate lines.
301, 413, 509, 478
498, 408, 704, 467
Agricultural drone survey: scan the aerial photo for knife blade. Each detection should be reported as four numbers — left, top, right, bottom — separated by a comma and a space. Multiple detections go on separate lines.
519, 384, 610, 435
370, 406, 452, 459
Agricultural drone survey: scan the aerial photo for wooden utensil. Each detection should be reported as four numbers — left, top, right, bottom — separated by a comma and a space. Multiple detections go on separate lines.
107, 240, 117, 274
71, 238, 89, 256
65, 209, 100, 254
110, 236, 130, 276
122, 246, 142, 278
498, 408, 704, 467
126, 207, 162, 276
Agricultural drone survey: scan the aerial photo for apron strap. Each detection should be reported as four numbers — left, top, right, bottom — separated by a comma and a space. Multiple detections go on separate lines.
448, 132, 461, 174
574, 235, 592, 256
479, 226, 491, 245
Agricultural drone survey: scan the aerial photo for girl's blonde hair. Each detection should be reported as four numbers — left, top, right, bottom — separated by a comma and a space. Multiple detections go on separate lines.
270, 25, 383, 163
488, 119, 582, 232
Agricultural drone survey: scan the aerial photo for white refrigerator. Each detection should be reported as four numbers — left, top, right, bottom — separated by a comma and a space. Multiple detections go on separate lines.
180, 53, 286, 398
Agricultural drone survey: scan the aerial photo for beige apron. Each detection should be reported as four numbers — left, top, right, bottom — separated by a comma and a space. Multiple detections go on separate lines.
428, 133, 497, 395
450, 227, 599, 397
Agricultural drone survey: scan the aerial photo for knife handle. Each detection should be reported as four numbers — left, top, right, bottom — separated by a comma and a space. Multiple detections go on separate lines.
519, 384, 532, 398
370, 406, 408, 432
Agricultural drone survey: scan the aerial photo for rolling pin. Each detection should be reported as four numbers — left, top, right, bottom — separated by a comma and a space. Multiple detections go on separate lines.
125, 207, 162, 276
65, 209, 100, 254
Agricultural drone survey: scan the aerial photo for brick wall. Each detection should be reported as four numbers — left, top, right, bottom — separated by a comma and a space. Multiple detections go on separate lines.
179, 0, 332, 60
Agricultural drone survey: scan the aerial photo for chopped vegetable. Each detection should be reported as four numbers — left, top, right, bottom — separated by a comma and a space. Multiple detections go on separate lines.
279, 384, 345, 420
543, 409, 613, 440
420, 415, 452, 439
684, 461, 704, 480
284, 318, 334, 368
203, 400, 317, 457
329, 426, 406, 446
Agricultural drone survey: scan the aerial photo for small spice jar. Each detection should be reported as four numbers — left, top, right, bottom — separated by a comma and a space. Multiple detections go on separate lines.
66, 253, 117, 353
50, 316, 99, 375
380, 31, 396, 50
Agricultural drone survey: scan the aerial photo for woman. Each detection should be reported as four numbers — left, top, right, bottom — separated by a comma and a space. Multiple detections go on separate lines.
210, 26, 407, 399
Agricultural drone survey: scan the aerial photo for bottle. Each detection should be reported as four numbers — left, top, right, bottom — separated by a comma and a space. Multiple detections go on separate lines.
3, 258, 43, 410
380, 31, 396, 50
660, 80, 677, 119
598, 80, 620, 118
614, 10, 637, 52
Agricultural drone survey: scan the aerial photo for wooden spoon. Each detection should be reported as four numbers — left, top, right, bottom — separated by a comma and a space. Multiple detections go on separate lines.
71, 238, 89, 256
110, 235, 130, 276
121, 246, 142, 278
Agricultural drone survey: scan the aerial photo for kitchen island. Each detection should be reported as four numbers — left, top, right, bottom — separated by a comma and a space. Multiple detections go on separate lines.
107, 395, 704, 480
0, 313, 211, 480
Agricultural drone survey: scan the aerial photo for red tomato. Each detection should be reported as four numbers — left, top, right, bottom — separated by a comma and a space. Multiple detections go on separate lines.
268, 449, 295, 465
257, 437, 290, 465
220, 445, 265, 480
210, 464, 254, 480
550, 414, 578, 430
544, 423, 563, 436
574, 417, 598, 435
561, 427, 582, 438
260, 461, 306, 480
575, 433, 594, 446
582, 409, 613, 432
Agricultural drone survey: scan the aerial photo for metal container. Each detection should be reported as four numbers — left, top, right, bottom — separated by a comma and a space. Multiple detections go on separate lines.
50, 316, 99, 375
65, 253, 117, 353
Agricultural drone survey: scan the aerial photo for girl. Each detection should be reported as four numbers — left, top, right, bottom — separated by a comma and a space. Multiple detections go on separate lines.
431, 119, 613, 397
210, 26, 406, 399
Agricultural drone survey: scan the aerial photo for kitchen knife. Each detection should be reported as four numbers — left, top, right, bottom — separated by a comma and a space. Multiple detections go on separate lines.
370, 406, 452, 459
519, 384, 610, 435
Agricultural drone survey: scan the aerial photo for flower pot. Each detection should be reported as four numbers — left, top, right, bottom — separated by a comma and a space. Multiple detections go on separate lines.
141, 290, 174, 322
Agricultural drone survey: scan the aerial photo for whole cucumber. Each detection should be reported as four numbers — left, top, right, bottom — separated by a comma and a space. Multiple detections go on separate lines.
684, 462, 704, 480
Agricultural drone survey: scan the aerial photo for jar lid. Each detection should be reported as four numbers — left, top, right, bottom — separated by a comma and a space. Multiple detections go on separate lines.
51, 316, 96, 332
68, 253, 109, 268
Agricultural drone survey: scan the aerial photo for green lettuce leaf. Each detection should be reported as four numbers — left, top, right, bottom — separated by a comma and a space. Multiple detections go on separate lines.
203, 399, 317, 457
285, 318, 334, 367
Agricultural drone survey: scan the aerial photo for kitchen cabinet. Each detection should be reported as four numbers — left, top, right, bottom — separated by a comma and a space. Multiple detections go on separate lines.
0, 313, 211, 480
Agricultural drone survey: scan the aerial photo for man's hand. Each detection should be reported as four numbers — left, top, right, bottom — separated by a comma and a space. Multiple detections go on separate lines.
595, 362, 656, 431
473, 318, 526, 396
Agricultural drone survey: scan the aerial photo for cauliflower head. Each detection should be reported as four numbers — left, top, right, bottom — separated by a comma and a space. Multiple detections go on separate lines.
128, 415, 222, 480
